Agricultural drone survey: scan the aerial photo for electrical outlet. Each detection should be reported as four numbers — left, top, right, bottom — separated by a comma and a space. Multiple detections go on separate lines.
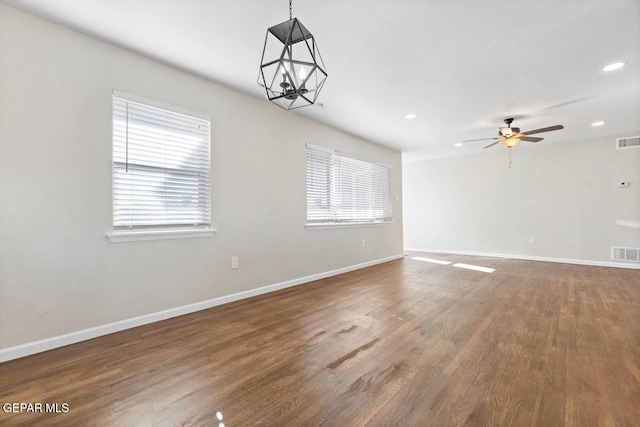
529, 237, 536, 244
231, 256, 238, 269
362, 240, 366, 248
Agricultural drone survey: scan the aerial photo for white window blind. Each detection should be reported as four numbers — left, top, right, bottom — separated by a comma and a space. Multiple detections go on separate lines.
306, 143, 392, 224
112, 92, 211, 229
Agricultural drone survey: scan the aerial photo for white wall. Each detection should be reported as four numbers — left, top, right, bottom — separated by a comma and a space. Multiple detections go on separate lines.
403, 135, 639, 264
0, 6, 403, 350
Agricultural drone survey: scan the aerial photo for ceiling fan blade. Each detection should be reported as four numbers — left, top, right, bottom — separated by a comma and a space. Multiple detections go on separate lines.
483, 141, 500, 149
522, 125, 564, 135
461, 137, 499, 142
520, 136, 543, 142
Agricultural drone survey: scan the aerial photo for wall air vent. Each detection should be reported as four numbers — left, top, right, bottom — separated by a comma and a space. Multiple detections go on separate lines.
616, 136, 640, 149
611, 246, 640, 262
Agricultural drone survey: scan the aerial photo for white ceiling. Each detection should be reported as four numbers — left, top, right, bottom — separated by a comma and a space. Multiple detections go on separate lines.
3, 0, 639, 161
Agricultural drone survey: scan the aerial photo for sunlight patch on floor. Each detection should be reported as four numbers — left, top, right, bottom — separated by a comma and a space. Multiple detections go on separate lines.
452, 263, 495, 273
412, 256, 452, 265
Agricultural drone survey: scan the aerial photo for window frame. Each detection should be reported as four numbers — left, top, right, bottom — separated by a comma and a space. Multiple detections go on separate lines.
107, 90, 215, 243
305, 143, 393, 228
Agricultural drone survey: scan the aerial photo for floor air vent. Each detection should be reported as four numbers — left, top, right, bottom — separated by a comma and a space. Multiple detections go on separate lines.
612, 247, 640, 262
617, 136, 640, 149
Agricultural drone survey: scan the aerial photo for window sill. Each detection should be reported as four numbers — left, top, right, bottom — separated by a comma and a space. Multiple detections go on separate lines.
305, 222, 393, 230
106, 228, 216, 243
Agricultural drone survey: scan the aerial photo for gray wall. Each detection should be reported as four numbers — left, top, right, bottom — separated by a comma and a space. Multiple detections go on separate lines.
0, 6, 403, 349
403, 135, 639, 263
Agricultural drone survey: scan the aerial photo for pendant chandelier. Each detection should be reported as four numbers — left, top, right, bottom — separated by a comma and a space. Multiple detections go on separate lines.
258, 0, 328, 110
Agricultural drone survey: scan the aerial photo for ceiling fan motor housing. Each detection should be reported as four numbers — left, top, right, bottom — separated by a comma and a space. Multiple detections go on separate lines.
499, 127, 519, 137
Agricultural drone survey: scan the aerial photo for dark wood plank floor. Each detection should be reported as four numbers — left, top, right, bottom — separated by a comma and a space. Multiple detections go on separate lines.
1, 253, 639, 426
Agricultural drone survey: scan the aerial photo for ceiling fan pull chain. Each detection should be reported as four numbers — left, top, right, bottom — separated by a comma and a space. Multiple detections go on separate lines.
289, 0, 292, 19
509, 149, 512, 168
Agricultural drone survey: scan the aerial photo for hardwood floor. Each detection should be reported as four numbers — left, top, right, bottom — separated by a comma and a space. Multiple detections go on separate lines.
1, 253, 639, 426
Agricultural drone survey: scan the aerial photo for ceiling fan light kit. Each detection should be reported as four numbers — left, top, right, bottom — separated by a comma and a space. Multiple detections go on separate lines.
258, 0, 328, 110
499, 136, 521, 148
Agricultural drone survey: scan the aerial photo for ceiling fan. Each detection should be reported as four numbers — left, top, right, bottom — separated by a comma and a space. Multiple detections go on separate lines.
463, 118, 564, 149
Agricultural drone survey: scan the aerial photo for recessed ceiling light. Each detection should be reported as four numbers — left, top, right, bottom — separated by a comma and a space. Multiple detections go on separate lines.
454, 143, 463, 147
405, 113, 417, 119
603, 62, 625, 72
591, 121, 605, 127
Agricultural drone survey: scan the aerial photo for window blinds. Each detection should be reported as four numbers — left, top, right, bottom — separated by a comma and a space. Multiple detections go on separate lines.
306, 143, 392, 224
112, 93, 211, 229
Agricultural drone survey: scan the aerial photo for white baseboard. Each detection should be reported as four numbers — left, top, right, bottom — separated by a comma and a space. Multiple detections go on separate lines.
0, 254, 404, 363
404, 247, 640, 270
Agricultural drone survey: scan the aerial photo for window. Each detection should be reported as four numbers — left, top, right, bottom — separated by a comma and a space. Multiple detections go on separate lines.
112, 91, 211, 231
306, 143, 392, 225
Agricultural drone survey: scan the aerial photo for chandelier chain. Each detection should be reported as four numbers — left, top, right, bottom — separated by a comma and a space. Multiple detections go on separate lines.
289, 0, 292, 19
